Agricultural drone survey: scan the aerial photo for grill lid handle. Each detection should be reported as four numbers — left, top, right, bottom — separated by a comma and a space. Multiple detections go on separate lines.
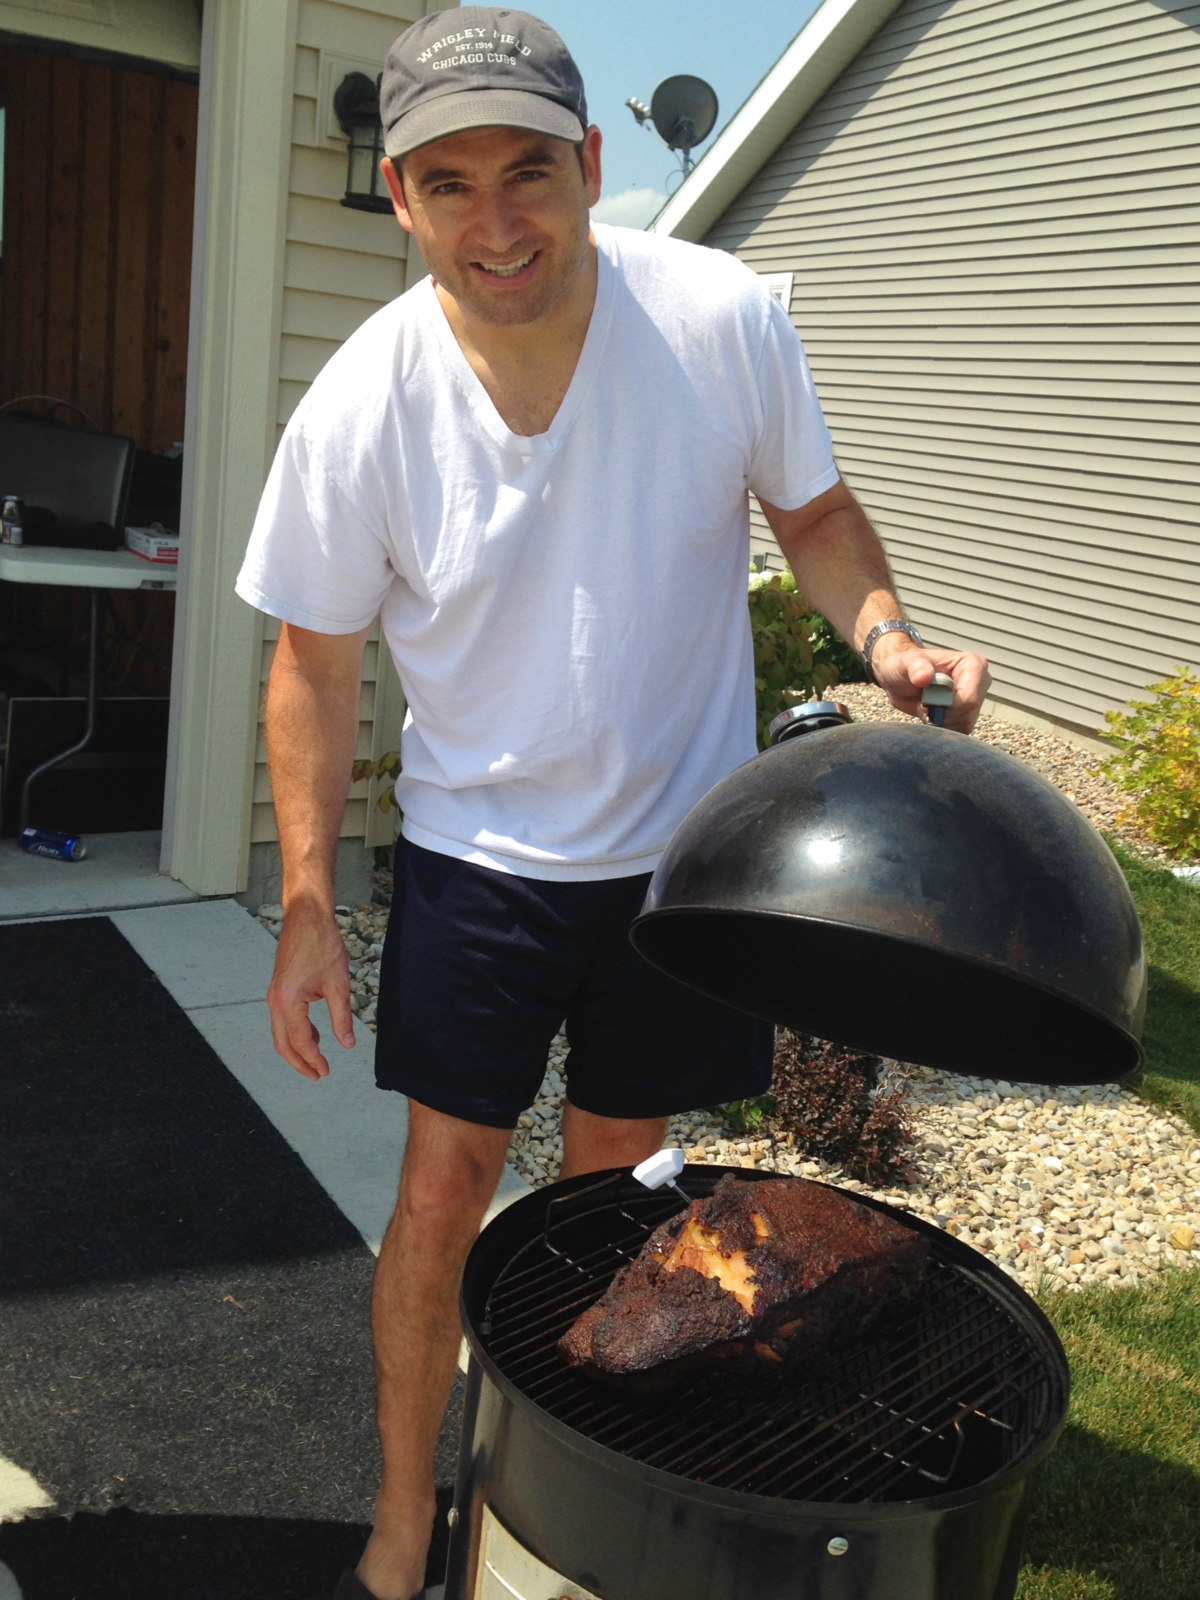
921, 672, 956, 726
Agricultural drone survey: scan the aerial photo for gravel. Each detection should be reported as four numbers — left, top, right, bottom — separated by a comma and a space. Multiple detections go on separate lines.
252, 698, 1200, 1294
503, 1054, 1200, 1293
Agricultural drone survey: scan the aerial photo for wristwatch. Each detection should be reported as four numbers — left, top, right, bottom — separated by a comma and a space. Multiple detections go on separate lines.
861, 620, 923, 685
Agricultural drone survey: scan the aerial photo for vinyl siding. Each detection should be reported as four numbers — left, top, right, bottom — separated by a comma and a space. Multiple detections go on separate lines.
708, 0, 1200, 734
250, 0, 448, 848
251, 616, 399, 845
281, 0, 418, 445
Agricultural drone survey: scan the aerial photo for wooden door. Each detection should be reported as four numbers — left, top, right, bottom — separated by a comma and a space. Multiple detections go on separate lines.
0, 45, 198, 454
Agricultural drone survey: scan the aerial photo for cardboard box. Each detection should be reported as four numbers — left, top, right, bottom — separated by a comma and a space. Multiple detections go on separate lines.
124, 524, 179, 563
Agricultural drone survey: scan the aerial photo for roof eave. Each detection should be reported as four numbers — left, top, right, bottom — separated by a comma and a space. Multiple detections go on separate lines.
649, 0, 907, 242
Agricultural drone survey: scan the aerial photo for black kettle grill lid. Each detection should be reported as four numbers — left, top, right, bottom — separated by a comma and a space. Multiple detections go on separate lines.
631, 721, 1146, 1086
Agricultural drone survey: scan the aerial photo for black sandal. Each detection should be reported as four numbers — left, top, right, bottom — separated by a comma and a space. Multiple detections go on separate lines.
333, 1570, 425, 1600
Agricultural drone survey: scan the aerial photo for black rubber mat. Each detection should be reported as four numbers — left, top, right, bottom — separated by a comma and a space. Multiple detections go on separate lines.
0, 916, 461, 1598
0, 1493, 456, 1600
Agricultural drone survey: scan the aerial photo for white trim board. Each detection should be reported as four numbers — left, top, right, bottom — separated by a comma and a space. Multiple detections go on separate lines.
650, 0, 906, 244
164, 0, 297, 897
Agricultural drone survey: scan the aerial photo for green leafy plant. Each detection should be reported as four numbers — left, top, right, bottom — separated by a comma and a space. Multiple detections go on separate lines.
709, 1092, 776, 1133
748, 570, 841, 749
352, 749, 401, 813
1101, 667, 1200, 860
805, 607, 865, 688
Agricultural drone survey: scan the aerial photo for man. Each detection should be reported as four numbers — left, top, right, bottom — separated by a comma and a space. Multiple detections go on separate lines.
236, 11, 991, 1597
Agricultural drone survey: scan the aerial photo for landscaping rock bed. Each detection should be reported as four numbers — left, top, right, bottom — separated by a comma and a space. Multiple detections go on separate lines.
508, 1053, 1200, 1294
253, 695, 1200, 1294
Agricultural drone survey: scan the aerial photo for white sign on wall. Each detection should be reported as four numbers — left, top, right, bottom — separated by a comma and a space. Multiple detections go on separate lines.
759, 271, 794, 310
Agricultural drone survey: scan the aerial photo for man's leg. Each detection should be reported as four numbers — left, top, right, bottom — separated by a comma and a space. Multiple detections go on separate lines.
357, 1101, 512, 1600
559, 1100, 667, 1180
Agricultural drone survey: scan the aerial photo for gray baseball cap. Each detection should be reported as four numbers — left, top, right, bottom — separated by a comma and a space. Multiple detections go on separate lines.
381, 7, 587, 161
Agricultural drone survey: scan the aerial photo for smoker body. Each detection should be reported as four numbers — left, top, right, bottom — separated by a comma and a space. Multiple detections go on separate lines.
446, 1170, 1069, 1600
448, 1359, 1039, 1600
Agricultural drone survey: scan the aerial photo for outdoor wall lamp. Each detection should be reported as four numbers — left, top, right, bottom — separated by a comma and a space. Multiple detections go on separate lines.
334, 71, 393, 214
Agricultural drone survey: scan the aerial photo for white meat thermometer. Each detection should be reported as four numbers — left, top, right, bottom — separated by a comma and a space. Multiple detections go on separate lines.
633, 1148, 686, 1194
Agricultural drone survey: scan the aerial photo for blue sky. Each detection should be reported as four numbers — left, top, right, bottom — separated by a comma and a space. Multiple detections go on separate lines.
529, 1, 822, 226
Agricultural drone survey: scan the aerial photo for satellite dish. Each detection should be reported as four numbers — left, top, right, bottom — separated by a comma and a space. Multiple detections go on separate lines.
650, 75, 719, 158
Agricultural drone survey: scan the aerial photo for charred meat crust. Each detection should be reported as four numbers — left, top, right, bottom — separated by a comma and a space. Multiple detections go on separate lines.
557, 1175, 928, 1389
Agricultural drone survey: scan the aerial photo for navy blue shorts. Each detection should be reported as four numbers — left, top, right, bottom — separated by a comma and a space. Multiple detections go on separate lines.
374, 838, 774, 1129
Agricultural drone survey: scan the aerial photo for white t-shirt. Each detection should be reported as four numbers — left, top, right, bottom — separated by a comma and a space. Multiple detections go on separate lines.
236, 224, 837, 880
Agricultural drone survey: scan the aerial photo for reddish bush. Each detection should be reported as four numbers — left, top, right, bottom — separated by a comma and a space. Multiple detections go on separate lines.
770, 1031, 917, 1186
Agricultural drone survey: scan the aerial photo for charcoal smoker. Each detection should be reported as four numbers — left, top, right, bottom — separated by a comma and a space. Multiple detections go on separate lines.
446, 698, 1146, 1600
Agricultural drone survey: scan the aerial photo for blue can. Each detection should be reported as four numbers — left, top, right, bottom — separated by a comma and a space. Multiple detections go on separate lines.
19, 827, 87, 862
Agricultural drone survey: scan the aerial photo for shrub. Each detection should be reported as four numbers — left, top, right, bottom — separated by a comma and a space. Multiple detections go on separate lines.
1101, 667, 1200, 860
803, 604, 864, 690
352, 749, 401, 813
769, 1031, 917, 1186
748, 571, 842, 749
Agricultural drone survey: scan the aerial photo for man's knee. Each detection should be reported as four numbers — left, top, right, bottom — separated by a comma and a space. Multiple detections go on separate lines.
396, 1105, 510, 1238
399, 1158, 493, 1231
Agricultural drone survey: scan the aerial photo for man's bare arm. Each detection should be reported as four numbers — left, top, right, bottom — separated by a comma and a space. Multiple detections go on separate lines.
759, 478, 991, 733
265, 621, 371, 1079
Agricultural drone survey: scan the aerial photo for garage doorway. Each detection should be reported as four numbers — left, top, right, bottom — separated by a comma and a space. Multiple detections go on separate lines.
0, 36, 198, 841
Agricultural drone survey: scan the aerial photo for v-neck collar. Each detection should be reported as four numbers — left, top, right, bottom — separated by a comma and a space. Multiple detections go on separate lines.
418, 232, 614, 458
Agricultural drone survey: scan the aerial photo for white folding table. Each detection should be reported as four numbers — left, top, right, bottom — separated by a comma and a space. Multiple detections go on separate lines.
0, 544, 177, 831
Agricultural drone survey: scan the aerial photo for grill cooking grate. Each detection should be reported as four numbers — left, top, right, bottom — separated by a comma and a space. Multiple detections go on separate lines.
477, 1172, 1060, 1504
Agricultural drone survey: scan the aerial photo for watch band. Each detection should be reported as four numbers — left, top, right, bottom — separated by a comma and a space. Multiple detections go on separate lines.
861, 620, 923, 685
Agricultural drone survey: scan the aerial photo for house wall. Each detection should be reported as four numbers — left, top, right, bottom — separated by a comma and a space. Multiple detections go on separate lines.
244, 0, 456, 856
242, 0, 407, 856
0, 43, 197, 453
704, 0, 1200, 736
166, 0, 455, 898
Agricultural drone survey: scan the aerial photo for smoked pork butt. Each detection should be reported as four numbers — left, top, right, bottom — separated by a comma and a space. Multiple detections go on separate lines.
558, 1174, 927, 1388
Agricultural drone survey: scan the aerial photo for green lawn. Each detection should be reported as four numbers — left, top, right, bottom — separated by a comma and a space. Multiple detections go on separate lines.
1018, 1269, 1200, 1600
1016, 846, 1200, 1598
1110, 842, 1200, 1137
